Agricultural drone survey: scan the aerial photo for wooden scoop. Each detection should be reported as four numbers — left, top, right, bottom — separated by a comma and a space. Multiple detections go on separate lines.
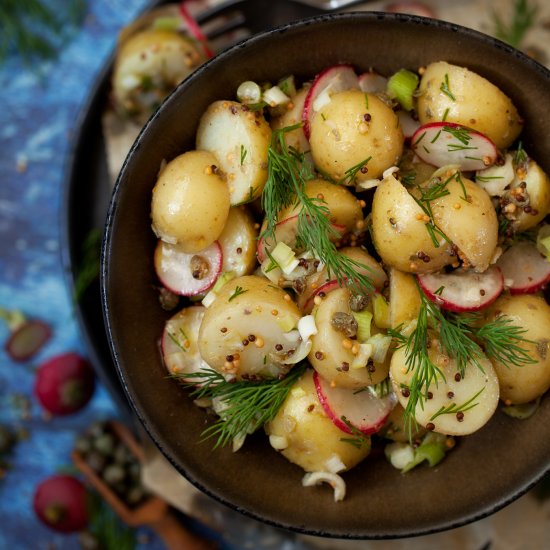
72, 420, 216, 550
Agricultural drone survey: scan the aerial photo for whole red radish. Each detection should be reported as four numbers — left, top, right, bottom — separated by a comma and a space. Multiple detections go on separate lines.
34, 352, 95, 415
33, 474, 89, 533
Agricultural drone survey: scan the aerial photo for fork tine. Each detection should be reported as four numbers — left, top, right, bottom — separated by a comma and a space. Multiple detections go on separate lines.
194, 0, 248, 26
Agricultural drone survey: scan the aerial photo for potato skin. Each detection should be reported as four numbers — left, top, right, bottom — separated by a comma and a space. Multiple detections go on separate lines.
276, 178, 363, 231
371, 174, 453, 273
265, 369, 370, 473
218, 207, 258, 276
417, 61, 522, 149
512, 159, 550, 232
151, 150, 230, 253
483, 294, 550, 404
310, 90, 403, 181
430, 172, 498, 272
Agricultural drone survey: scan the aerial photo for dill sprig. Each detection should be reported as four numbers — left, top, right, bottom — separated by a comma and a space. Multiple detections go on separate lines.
177, 364, 306, 448
389, 283, 535, 428
493, 0, 538, 49
339, 415, 371, 449
261, 125, 374, 295
0, 0, 86, 65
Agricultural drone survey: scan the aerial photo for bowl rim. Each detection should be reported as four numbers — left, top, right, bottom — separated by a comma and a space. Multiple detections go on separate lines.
102, 10, 550, 539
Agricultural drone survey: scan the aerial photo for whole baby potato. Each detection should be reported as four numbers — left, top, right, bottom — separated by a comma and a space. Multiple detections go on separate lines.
265, 369, 370, 473
151, 150, 230, 253
429, 170, 498, 272
483, 294, 550, 404
417, 61, 522, 149
113, 29, 202, 117
276, 178, 364, 231
310, 90, 403, 181
371, 174, 454, 273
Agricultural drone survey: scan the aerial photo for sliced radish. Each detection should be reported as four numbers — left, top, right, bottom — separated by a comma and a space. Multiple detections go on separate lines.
302, 64, 359, 139
154, 240, 222, 296
313, 370, 396, 435
384, 2, 436, 17
496, 242, 550, 294
161, 305, 215, 383
397, 110, 421, 139
257, 216, 346, 264
301, 279, 341, 313
411, 122, 497, 171
417, 266, 504, 312
358, 71, 387, 93
5, 319, 51, 362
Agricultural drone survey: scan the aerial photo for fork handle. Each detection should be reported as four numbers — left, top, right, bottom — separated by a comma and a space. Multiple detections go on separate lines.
290, 0, 372, 10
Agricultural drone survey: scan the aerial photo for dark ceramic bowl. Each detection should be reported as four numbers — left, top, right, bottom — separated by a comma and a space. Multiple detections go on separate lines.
102, 12, 550, 539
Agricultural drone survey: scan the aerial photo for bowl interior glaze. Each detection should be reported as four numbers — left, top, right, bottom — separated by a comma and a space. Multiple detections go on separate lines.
102, 12, 550, 538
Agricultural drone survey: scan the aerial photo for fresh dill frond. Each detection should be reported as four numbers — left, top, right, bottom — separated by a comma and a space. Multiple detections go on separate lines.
440, 73, 455, 101
493, 0, 537, 49
0, 0, 86, 65
339, 416, 371, 449
178, 365, 306, 448
470, 316, 536, 367
228, 285, 248, 302
338, 156, 372, 185
261, 125, 374, 295
388, 283, 534, 429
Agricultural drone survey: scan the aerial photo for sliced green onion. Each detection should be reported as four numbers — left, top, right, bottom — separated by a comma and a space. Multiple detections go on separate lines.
262, 85, 290, 108
373, 294, 391, 329
352, 310, 373, 342
351, 343, 373, 369
271, 242, 299, 275
387, 69, 419, 112
386, 432, 450, 473
237, 80, 262, 104
366, 333, 392, 364
277, 75, 297, 98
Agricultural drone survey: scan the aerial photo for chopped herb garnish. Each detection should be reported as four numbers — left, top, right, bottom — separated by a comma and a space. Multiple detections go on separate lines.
429, 388, 484, 421
240, 144, 248, 165
440, 73, 456, 101
178, 364, 306, 448
339, 416, 371, 449
338, 156, 372, 186
228, 286, 248, 302
492, 0, 537, 49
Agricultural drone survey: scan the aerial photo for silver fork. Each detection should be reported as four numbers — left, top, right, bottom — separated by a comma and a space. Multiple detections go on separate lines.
194, 0, 373, 49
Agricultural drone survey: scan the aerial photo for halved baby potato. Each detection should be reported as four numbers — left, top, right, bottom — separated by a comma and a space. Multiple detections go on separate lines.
196, 100, 271, 205
198, 275, 302, 380
265, 369, 371, 473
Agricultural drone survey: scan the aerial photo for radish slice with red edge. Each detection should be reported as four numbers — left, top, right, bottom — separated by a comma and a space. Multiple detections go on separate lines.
302, 64, 359, 139
313, 370, 396, 435
384, 2, 436, 17
417, 266, 503, 312
302, 279, 341, 313
411, 122, 497, 171
496, 241, 550, 295
5, 319, 51, 362
154, 240, 222, 296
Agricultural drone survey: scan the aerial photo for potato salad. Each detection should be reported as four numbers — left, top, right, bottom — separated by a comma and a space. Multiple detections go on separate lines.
150, 61, 550, 501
